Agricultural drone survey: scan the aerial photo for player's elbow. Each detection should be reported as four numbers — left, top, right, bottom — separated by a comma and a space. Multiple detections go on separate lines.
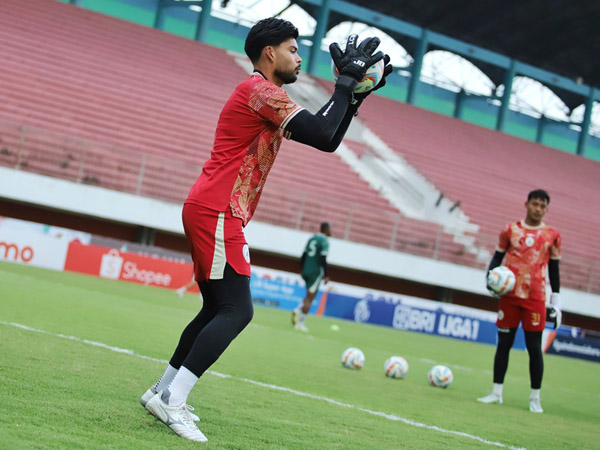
310, 129, 339, 152
314, 141, 338, 153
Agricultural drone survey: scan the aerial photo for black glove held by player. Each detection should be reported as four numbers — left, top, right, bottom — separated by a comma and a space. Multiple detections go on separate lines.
329, 34, 384, 82
354, 54, 393, 103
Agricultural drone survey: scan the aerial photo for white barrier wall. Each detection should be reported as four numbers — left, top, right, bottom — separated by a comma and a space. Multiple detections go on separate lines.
0, 228, 70, 270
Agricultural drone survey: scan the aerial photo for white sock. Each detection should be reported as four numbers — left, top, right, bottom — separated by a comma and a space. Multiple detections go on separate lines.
297, 312, 307, 325
154, 364, 178, 393
492, 383, 503, 397
167, 366, 198, 406
530, 388, 541, 400
293, 304, 302, 314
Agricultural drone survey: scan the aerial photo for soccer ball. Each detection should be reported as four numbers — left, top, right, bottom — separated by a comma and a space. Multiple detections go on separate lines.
487, 266, 516, 296
341, 347, 365, 370
384, 356, 409, 379
428, 365, 453, 388
330, 40, 385, 94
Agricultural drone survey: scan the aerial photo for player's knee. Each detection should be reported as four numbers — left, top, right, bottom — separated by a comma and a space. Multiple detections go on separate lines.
497, 327, 516, 351
525, 334, 543, 357
239, 301, 254, 328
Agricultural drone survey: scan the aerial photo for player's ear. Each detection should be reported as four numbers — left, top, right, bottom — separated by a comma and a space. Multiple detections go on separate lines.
263, 45, 276, 63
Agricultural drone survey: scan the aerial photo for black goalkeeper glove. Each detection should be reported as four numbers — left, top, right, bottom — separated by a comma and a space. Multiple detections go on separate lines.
353, 54, 393, 103
329, 34, 384, 82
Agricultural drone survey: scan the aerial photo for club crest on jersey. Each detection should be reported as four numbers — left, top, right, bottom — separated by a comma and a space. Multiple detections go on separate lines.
525, 235, 535, 247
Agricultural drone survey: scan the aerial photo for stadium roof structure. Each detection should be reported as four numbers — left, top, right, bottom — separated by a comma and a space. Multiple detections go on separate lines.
294, 0, 600, 110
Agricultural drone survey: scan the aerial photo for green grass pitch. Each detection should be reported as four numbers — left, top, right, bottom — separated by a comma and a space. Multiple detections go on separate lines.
1, 261, 598, 449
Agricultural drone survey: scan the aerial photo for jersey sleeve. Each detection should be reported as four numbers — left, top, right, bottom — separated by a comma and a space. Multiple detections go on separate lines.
496, 223, 511, 252
550, 230, 562, 260
249, 82, 304, 131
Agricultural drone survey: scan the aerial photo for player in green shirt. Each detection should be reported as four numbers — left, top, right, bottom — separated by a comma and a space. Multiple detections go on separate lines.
292, 222, 331, 331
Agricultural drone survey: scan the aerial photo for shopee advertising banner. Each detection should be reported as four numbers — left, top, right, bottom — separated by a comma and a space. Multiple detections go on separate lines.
64, 241, 196, 290
0, 228, 70, 270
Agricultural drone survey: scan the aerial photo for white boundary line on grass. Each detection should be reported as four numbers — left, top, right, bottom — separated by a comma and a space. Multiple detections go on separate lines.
1, 321, 530, 450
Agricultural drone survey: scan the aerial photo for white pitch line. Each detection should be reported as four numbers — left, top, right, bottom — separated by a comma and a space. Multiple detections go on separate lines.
1, 321, 530, 450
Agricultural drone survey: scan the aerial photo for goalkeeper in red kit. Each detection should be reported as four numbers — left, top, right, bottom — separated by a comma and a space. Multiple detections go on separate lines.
478, 189, 562, 413
141, 18, 393, 442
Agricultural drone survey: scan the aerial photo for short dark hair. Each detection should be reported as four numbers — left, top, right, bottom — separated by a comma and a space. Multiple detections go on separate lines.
527, 189, 550, 204
244, 18, 299, 63
320, 222, 331, 233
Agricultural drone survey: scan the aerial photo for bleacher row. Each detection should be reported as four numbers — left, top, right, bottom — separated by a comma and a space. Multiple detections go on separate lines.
0, 0, 598, 293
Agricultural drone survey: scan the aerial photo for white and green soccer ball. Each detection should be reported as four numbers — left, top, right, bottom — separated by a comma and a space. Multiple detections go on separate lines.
384, 356, 409, 379
341, 347, 365, 370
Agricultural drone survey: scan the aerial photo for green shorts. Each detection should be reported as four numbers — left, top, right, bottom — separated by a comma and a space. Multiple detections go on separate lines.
302, 271, 323, 294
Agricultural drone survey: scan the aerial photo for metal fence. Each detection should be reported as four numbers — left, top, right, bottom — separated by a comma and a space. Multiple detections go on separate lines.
1, 120, 598, 294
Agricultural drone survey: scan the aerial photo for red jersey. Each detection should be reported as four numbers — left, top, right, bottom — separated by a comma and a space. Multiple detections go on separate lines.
497, 221, 561, 301
185, 72, 304, 225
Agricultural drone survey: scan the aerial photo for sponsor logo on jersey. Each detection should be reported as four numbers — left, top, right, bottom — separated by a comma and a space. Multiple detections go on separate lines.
498, 309, 505, 320
243, 244, 250, 263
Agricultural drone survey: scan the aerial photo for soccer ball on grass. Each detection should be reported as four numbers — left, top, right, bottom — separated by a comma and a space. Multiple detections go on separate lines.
428, 365, 453, 388
384, 356, 409, 379
341, 347, 365, 370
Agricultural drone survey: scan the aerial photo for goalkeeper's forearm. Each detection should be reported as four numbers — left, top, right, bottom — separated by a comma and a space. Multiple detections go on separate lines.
286, 75, 357, 152
487, 251, 505, 274
548, 259, 560, 293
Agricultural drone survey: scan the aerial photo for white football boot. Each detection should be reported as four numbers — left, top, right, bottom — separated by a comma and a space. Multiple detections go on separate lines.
145, 392, 207, 442
294, 322, 309, 332
141, 387, 200, 422
529, 397, 543, 413
477, 393, 503, 404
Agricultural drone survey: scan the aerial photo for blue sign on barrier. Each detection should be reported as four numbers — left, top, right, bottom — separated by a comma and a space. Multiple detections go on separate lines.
250, 274, 321, 314
545, 334, 600, 362
322, 291, 513, 347
249, 268, 598, 362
